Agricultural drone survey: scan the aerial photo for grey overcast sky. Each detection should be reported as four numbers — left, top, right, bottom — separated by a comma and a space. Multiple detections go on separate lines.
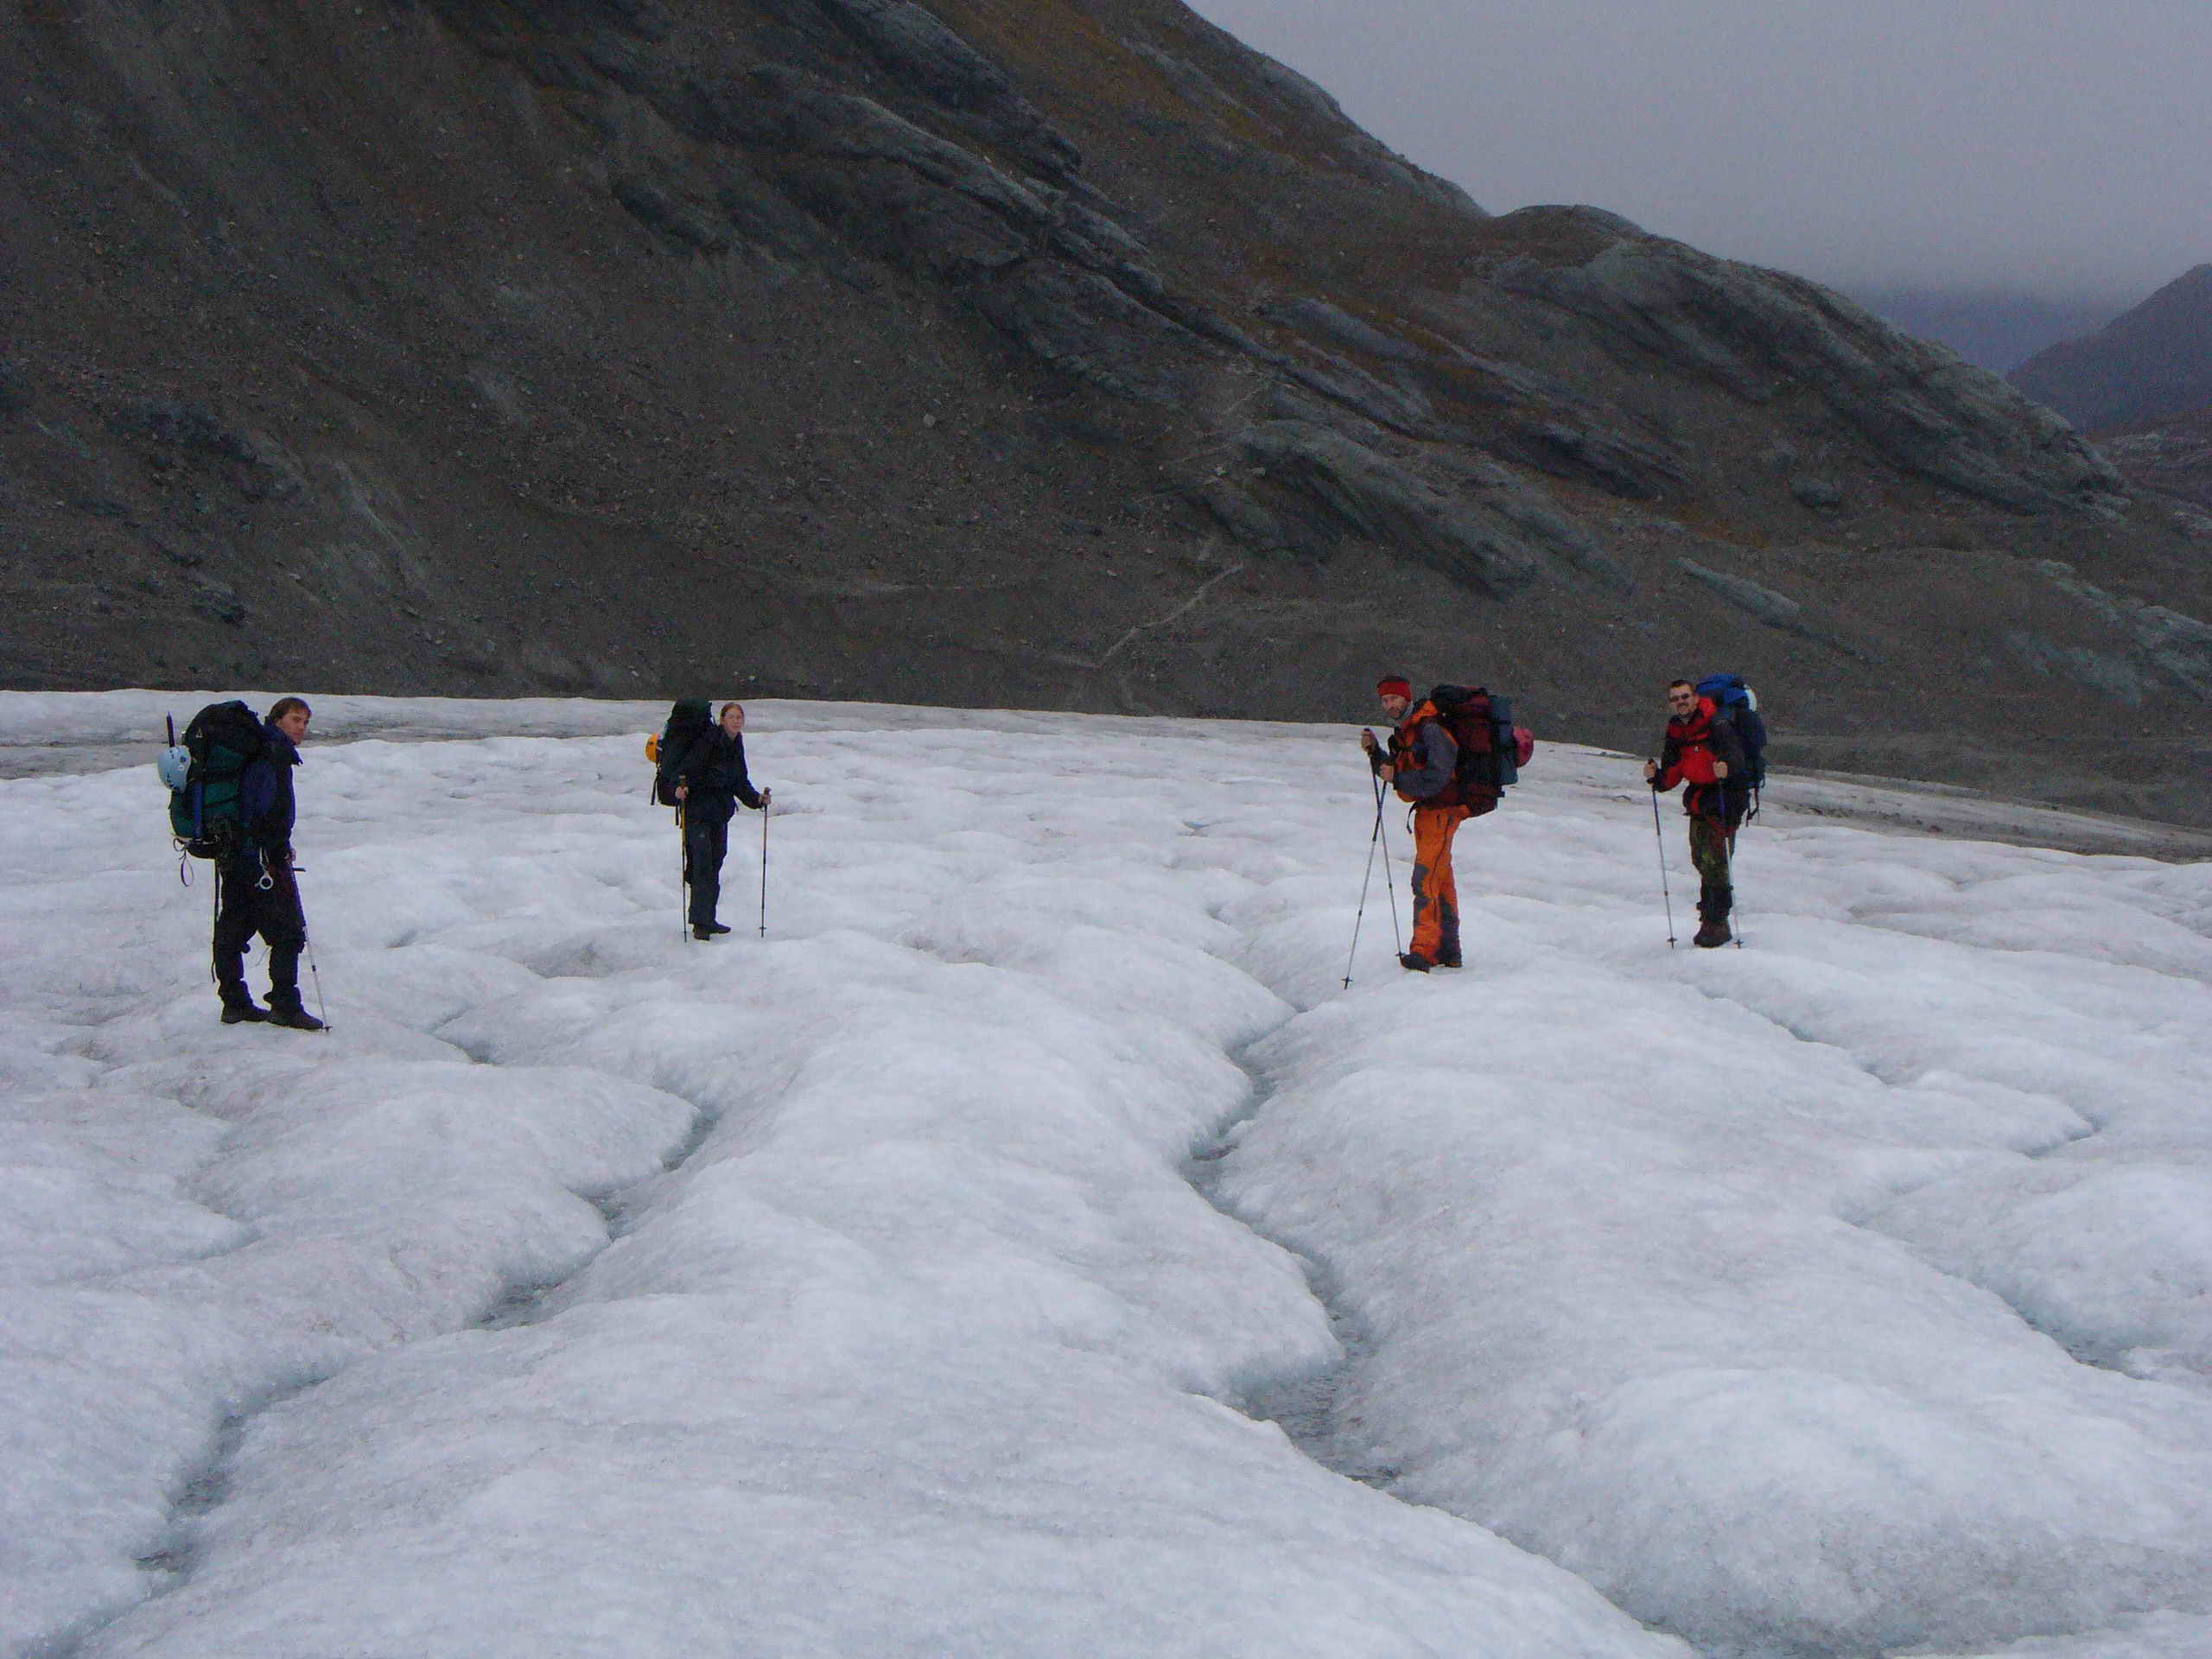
1183, 0, 2210, 306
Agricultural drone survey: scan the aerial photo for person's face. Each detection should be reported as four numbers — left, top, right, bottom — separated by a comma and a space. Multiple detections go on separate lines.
720, 706, 746, 736
276, 707, 311, 743
1380, 693, 1410, 721
1666, 687, 1698, 720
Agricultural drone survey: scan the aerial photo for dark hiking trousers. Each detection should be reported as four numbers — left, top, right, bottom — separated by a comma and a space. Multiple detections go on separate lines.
684, 811, 732, 929
213, 857, 307, 1004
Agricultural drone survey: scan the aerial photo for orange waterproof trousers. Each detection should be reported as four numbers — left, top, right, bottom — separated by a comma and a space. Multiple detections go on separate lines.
1409, 803, 1471, 964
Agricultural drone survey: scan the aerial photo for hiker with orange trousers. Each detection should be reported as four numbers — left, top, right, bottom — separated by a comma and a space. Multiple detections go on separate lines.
1361, 676, 1471, 973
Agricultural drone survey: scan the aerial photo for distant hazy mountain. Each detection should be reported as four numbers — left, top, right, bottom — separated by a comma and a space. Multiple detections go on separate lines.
2008, 265, 2212, 430
1845, 288, 2120, 375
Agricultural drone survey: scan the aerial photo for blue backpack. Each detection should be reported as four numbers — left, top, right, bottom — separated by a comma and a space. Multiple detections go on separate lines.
1695, 674, 1767, 791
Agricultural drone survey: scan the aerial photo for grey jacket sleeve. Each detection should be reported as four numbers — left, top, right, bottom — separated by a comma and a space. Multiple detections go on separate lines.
1395, 720, 1459, 801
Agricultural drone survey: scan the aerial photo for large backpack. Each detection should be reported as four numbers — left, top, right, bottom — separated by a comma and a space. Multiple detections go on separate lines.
1694, 673, 1768, 791
651, 699, 715, 806
163, 700, 266, 859
1428, 683, 1536, 807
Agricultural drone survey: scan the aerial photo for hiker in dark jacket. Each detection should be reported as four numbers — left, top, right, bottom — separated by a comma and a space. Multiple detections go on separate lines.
1361, 675, 1468, 972
672, 702, 771, 940
213, 696, 323, 1028
1645, 679, 1751, 947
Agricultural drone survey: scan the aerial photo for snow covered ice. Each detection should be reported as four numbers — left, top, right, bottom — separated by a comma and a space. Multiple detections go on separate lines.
3, 694, 2210, 1658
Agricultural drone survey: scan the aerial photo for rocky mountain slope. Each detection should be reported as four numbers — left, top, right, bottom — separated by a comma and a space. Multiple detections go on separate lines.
4, 0, 2209, 823
2098, 407, 2212, 517
2010, 264, 2212, 550
2011, 264, 2212, 432
2006, 264, 2212, 566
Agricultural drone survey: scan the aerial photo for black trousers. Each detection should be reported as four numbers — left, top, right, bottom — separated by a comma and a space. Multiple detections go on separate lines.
683, 810, 732, 928
213, 857, 307, 1003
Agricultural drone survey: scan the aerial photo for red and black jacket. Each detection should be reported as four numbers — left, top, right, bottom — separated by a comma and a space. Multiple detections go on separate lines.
1652, 696, 1750, 821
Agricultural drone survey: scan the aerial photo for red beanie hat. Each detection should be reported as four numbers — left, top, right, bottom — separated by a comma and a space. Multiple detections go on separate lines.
1376, 676, 1413, 700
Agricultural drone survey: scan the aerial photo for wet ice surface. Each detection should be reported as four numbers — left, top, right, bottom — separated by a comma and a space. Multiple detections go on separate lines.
3, 694, 2209, 1658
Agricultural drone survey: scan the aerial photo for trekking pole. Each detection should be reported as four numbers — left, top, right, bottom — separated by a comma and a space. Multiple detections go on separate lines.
290, 864, 332, 1031
758, 799, 770, 938
1727, 819, 1745, 950
304, 931, 331, 1030
677, 803, 690, 943
1649, 775, 1677, 949
1343, 772, 1390, 987
1376, 773, 1404, 956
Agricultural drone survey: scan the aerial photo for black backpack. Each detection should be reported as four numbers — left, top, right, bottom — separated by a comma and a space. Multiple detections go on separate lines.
165, 700, 266, 859
652, 700, 715, 806
1428, 684, 1534, 806
1694, 673, 1768, 790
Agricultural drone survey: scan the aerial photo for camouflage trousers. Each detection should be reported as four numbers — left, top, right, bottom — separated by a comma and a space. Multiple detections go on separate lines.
1688, 813, 1737, 907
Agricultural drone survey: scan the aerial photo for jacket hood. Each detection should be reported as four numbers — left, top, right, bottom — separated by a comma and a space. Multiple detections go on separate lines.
260, 721, 302, 766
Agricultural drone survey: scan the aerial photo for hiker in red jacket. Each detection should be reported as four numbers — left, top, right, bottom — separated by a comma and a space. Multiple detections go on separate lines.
1361, 676, 1468, 972
1645, 679, 1751, 947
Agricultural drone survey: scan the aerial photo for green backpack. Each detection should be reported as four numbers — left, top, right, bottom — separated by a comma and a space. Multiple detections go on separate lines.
163, 700, 266, 859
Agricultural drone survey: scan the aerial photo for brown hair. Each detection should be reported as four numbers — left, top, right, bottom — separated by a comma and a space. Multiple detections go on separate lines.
269, 696, 312, 721
1668, 680, 1695, 694
719, 702, 744, 719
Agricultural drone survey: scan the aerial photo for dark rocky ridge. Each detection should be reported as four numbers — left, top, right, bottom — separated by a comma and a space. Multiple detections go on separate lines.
4, 0, 2209, 824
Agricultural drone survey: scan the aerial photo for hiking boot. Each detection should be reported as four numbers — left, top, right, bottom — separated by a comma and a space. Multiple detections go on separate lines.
1693, 916, 1733, 949
264, 1000, 326, 1032
219, 999, 268, 1025
1437, 953, 1463, 969
1398, 952, 1434, 973
700, 921, 732, 936
693, 926, 721, 942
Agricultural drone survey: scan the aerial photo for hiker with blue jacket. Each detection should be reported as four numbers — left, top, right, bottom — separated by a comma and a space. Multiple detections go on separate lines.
213, 696, 324, 1028
1645, 679, 1751, 948
671, 702, 771, 941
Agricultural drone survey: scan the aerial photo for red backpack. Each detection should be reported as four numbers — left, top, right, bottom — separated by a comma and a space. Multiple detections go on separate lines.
1428, 684, 1535, 810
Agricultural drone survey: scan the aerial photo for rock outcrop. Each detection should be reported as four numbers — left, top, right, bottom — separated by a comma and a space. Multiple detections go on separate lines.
2094, 408, 2212, 533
